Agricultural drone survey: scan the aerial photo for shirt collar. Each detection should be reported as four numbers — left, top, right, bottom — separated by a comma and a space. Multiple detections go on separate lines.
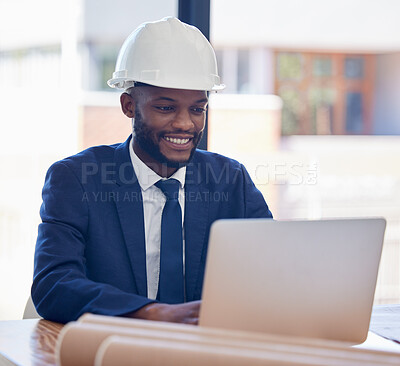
129, 138, 186, 191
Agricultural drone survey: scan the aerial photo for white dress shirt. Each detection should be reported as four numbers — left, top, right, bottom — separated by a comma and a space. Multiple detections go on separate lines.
129, 140, 186, 300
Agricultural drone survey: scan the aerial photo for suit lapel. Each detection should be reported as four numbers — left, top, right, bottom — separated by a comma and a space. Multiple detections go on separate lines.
184, 158, 209, 301
112, 136, 147, 297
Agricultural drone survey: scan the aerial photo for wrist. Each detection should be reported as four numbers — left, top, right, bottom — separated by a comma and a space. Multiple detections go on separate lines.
127, 302, 162, 320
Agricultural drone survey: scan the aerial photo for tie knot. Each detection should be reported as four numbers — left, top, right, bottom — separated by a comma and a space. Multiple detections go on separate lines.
155, 179, 180, 201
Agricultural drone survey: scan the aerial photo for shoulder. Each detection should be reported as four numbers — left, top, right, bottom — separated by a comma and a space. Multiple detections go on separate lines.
48, 139, 128, 173
188, 149, 246, 185
43, 138, 131, 187
61, 142, 122, 166
191, 149, 242, 169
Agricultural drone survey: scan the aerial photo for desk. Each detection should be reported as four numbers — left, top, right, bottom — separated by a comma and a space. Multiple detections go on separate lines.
0, 319, 63, 366
1, 308, 400, 366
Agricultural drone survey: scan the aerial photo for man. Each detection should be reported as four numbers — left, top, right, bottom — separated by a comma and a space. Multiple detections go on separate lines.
32, 17, 272, 324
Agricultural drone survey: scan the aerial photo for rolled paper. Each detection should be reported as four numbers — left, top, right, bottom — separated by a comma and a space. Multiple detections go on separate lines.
95, 335, 400, 366
56, 315, 400, 366
78, 313, 351, 349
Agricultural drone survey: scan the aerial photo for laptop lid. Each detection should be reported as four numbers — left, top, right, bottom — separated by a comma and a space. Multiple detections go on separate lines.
199, 218, 386, 344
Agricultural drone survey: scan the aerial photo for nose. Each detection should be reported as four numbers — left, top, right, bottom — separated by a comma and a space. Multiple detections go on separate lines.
171, 109, 194, 130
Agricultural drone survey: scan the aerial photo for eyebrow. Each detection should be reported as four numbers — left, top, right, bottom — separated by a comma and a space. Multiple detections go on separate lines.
154, 97, 208, 104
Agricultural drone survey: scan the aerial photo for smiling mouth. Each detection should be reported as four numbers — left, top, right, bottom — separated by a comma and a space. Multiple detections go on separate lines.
163, 136, 191, 145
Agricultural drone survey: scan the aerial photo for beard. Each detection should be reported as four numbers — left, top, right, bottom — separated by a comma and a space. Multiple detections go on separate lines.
133, 110, 203, 169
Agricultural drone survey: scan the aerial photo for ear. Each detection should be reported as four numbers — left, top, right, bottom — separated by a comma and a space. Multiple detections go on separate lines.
120, 92, 135, 118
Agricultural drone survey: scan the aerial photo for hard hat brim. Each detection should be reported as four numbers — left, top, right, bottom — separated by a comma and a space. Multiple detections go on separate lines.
107, 77, 226, 92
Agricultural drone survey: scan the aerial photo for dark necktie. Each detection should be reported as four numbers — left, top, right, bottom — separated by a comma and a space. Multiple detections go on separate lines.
155, 179, 184, 304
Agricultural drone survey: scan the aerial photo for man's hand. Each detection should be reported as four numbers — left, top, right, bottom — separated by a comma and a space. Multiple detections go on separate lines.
126, 300, 201, 325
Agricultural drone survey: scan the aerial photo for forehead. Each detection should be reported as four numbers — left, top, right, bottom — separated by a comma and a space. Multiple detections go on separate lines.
136, 86, 208, 103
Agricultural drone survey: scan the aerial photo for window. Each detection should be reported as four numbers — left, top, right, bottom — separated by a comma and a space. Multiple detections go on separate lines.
275, 52, 374, 135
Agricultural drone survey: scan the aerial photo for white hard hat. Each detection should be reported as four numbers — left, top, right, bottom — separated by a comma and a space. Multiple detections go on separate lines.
107, 17, 225, 92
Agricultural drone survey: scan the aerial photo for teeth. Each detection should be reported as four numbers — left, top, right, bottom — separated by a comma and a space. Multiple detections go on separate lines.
164, 136, 190, 145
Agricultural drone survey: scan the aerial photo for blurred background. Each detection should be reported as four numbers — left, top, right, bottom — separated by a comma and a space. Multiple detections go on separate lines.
0, 0, 399, 319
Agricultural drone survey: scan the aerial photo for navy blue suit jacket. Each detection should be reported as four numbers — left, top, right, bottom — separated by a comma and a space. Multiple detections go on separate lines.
32, 136, 272, 323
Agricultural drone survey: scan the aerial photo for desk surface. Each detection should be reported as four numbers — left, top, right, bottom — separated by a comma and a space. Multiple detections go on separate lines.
1, 308, 400, 366
0, 319, 63, 366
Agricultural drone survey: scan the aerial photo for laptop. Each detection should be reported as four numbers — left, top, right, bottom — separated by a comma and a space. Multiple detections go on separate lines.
199, 218, 386, 344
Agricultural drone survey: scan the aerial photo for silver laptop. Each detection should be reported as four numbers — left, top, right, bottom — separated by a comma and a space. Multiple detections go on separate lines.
199, 218, 386, 344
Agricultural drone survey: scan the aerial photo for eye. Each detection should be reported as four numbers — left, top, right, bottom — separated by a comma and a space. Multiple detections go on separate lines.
154, 106, 175, 112
191, 106, 208, 114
